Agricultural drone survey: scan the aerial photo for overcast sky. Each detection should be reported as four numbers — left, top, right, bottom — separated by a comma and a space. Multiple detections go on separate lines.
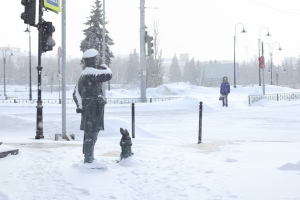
1, 0, 300, 65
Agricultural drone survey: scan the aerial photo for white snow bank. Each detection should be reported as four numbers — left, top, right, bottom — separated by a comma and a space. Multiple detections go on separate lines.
0, 144, 17, 152
67, 116, 165, 140
278, 161, 300, 171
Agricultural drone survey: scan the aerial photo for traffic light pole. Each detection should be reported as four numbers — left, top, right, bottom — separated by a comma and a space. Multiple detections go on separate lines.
261, 42, 265, 95
102, 0, 107, 95
35, 0, 44, 139
140, 0, 146, 101
61, 0, 67, 138
258, 39, 261, 86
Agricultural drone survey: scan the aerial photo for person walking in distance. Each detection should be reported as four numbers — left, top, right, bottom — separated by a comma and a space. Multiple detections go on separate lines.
220, 76, 230, 107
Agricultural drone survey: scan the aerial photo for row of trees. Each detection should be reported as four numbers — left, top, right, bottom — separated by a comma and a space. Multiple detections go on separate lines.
1, 53, 299, 90
108, 20, 164, 89
169, 55, 204, 85
0, 55, 82, 88
235, 56, 300, 88
167, 55, 300, 88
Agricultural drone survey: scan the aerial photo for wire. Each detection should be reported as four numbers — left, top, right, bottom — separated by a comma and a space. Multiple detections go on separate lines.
242, 0, 300, 14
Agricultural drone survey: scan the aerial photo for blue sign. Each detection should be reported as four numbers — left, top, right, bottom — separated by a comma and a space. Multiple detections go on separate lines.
44, 0, 61, 13
46, 0, 58, 7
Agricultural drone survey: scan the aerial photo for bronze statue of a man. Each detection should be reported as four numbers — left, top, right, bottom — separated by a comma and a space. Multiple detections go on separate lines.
73, 49, 112, 163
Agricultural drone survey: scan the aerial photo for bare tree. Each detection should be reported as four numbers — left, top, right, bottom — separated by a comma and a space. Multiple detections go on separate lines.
146, 20, 164, 88
110, 56, 129, 85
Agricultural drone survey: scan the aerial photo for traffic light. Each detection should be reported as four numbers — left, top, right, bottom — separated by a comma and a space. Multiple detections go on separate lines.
145, 33, 154, 56
21, 0, 36, 25
259, 56, 265, 68
41, 21, 56, 52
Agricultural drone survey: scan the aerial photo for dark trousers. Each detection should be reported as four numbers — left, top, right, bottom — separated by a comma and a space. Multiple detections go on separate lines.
222, 94, 228, 106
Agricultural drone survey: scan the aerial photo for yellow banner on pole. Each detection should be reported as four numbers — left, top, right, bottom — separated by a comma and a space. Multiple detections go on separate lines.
44, 0, 61, 13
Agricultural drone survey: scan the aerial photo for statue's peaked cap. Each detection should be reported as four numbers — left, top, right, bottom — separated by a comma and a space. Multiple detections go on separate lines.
82, 49, 98, 58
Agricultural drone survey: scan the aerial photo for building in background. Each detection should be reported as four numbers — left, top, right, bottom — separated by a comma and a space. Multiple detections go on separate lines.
203, 62, 238, 86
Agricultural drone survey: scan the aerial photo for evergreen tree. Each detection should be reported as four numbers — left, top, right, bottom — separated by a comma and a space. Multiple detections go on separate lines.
80, 0, 114, 66
169, 54, 181, 82
110, 56, 128, 84
189, 58, 198, 85
182, 58, 198, 84
182, 60, 190, 83
196, 60, 204, 86
125, 49, 140, 85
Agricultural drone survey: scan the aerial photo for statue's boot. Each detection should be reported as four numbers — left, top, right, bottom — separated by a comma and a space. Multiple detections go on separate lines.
91, 132, 99, 160
83, 131, 97, 163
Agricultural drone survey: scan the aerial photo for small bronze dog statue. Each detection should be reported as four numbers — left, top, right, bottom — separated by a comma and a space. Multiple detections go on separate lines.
119, 128, 133, 161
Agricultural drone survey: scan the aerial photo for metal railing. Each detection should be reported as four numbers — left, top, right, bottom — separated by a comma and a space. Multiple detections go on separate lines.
0, 97, 182, 104
249, 92, 300, 105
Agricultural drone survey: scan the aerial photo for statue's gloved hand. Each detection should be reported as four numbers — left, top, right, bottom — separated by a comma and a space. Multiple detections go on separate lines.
76, 108, 83, 113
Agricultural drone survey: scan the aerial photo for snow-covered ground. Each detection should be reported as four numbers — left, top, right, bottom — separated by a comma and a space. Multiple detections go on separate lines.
0, 83, 300, 200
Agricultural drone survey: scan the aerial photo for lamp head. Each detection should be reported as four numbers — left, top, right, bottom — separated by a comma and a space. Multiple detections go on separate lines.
241, 28, 246, 33
278, 47, 282, 51
266, 32, 271, 36
24, 27, 30, 33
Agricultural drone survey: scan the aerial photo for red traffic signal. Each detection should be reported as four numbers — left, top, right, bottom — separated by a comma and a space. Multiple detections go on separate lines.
259, 56, 265, 68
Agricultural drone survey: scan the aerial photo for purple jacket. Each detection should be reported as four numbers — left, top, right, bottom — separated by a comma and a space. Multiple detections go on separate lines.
220, 82, 230, 95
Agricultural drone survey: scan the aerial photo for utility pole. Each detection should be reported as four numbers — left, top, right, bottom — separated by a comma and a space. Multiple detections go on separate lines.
258, 39, 261, 86
140, 0, 146, 101
61, 0, 67, 138
102, 0, 105, 63
261, 42, 265, 95
57, 46, 62, 104
102, 0, 107, 96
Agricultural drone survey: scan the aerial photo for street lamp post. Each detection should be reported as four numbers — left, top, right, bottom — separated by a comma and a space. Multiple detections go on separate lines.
258, 27, 271, 86
45, 70, 59, 94
233, 22, 246, 88
24, 25, 32, 101
0, 48, 13, 98
266, 42, 282, 85
234, 22, 246, 88
270, 42, 282, 85
276, 64, 286, 86
264, 42, 272, 85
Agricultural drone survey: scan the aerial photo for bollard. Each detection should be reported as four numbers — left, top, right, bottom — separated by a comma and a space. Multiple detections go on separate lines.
198, 101, 203, 144
248, 95, 250, 105
55, 134, 60, 141
131, 103, 135, 138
